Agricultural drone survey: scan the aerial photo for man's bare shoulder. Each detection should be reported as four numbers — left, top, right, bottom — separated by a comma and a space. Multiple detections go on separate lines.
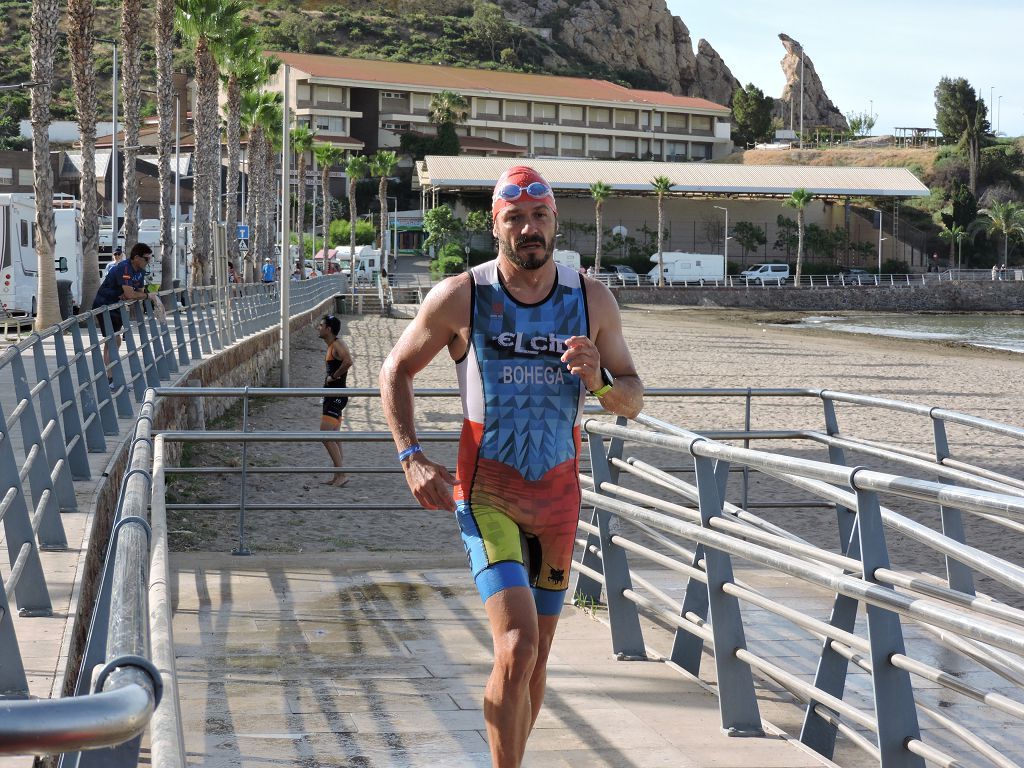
581, 275, 618, 318
420, 272, 472, 324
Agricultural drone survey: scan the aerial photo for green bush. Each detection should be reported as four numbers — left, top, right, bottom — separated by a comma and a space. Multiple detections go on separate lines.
430, 242, 465, 277
328, 218, 375, 246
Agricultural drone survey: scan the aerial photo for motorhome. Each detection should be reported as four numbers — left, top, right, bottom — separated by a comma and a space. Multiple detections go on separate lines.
647, 252, 725, 285
0, 193, 84, 316
553, 249, 581, 269
334, 245, 380, 280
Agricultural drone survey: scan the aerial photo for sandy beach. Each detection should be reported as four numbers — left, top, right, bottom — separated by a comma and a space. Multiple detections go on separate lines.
166, 303, 1024, 599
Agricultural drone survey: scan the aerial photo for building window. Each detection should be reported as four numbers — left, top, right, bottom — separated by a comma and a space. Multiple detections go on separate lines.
315, 85, 343, 104
691, 142, 712, 159
534, 103, 556, 122
0, 168, 13, 186
589, 107, 610, 124
17, 169, 32, 186
534, 132, 556, 151
561, 105, 583, 122
666, 141, 687, 161
691, 115, 713, 132
589, 135, 610, 152
666, 113, 687, 130
381, 91, 407, 100
382, 121, 410, 131
561, 134, 583, 150
614, 109, 637, 126
614, 137, 636, 155
477, 98, 500, 115
314, 115, 345, 133
475, 128, 501, 140
505, 101, 528, 118
503, 130, 529, 147
296, 83, 311, 102
412, 93, 431, 111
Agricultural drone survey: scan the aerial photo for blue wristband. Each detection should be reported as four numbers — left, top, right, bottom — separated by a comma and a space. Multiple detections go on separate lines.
398, 444, 422, 462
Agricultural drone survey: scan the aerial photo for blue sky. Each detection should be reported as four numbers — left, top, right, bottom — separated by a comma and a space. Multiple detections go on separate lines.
665, 1, 1022, 138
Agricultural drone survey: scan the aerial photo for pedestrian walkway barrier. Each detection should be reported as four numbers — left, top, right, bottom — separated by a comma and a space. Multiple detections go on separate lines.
0, 275, 343, 764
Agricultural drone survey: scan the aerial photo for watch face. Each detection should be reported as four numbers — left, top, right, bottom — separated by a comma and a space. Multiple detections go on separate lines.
601, 367, 614, 387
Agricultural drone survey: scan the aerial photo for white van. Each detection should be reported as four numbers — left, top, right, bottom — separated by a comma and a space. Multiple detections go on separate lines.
553, 249, 581, 269
740, 263, 790, 285
334, 245, 380, 281
647, 252, 725, 285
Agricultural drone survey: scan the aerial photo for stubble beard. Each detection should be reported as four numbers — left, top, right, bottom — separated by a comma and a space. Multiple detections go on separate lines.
499, 233, 554, 271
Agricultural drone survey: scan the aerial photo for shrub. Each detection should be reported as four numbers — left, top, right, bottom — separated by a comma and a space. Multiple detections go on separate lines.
430, 242, 465, 277
328, 218, 375, 246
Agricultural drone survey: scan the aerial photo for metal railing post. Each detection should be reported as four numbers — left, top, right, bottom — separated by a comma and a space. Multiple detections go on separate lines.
931, 417, 975, 596
24, 336, 79, 508
182, 290, 205, 360
9, 350, 68, 548
131, 304, 162, 389
853, 484, 924, 767
587, 430, 645, 658
0, 569, 29, 695
191, 289, 213, 357
169, 291, 190, 367
68, 319, 108, 451
204, 288, 223, 351
51, 328, 92, 478
118, 305, 147, 403
693, 452, 762, 736
821, 396, 856, 551
233, 388, 251, 556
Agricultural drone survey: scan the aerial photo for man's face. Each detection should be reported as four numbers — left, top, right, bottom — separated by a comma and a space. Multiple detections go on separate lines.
131, 252, 151, 270
493, 199, 556, 271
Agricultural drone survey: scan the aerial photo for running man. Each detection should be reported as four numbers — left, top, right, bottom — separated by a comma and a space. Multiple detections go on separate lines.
318, 314, 353, 487
379, 165, 643, 767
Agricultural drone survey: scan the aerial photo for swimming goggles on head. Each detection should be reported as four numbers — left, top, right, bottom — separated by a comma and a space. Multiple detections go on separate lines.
493, 181, 552, 203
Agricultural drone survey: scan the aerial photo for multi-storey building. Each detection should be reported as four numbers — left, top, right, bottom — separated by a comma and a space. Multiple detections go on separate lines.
268, 52, 733, 163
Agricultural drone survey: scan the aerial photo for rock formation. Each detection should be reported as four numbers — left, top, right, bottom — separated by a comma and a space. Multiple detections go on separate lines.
694, 39, 741, 107
775, 34, 848, 131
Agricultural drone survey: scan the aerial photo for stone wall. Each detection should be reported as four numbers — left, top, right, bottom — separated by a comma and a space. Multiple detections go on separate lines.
615, 282, 1024, 313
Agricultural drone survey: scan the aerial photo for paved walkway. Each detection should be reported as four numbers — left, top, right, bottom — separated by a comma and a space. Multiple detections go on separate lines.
168, 552, 833, 768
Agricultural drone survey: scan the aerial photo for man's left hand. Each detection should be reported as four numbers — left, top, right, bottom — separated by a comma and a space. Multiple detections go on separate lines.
561, 335, 603, 392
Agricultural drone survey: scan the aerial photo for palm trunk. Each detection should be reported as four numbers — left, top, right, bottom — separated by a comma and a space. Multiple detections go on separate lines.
656, 197, 664, 287
121, 0, 142, 248
348, 178, 357, 291
594, 203, 603, 273
296, 154, 306, 277
263, 144, 276, 266
225, 76, 241, 277
31, 0, 60, 330
247, 128, 263, 281
796, 210, 805, 284
379, 176, 387, 263
67, 0, 100, 309
191, 39, 216, 284
155, 0, 174, 290
321, 166, 332, 257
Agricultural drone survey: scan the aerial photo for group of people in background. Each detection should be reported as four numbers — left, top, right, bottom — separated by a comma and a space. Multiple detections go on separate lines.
992, 264, 1010, 280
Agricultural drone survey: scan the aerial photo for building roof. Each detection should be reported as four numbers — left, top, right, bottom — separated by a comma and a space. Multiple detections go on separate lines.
417, 156, 930, 198
268, 52, 729, 114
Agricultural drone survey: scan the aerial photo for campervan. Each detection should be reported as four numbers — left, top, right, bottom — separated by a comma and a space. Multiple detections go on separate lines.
0, 193, 84, 316
647, 252, 725, 285
335, 245, 380, 280
553, 249, 581, 269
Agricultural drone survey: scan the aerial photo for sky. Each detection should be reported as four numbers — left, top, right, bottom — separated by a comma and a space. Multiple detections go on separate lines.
665, 0, 1022, 138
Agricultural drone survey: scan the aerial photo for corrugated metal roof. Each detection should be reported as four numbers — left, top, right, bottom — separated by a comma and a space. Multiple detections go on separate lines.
269, 52, 729, 114
418, 157, 930, 198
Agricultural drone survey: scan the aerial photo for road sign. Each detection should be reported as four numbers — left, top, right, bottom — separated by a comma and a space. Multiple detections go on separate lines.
236, 224, 250, 240
238, 239, 248, 253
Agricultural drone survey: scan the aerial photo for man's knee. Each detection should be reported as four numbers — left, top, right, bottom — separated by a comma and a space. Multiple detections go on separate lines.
493, 627, 540, 680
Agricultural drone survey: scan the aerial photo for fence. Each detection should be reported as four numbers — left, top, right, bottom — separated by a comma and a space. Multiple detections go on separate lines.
0, 274, 343, 763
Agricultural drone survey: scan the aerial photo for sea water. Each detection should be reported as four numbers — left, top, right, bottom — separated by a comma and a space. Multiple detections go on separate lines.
788, 313, 1024, 354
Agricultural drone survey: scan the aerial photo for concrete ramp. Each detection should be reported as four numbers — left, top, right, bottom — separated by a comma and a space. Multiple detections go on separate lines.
169, 552, 831, 768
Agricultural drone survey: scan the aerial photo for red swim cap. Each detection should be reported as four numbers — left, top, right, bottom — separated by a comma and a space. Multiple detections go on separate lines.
491, 165, 557, 219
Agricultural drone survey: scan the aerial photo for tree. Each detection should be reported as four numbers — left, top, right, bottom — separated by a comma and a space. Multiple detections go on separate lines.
464, 209, 491, 255
732, 221, 767, 259
589, 181, 612, 272
423, 204, 463, 254
783, 188, 814, 285
651, 175, 672, 286
731, 83, 774, 147
155, 0, 176, 290
934, 77, 990, 195
774, 215, 798, 258
66, 0, 100, 308
939, 223, 969, 271
371, 150, 398, 268
313, 143, 345, 256
428, 90, 468, 156
290, 123, 316, 278
845, 110, 877, 138
974, 201, 1024, 266
120, 0, 144, 248
468, 1, 508, 61
30, 0, 60, 330
344, 154, 369, 291
239, 88, 279, 280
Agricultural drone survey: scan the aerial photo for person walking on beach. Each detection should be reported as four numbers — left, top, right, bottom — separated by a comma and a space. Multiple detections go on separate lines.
92, 243, 155, 389
261, 257, 276, 284
379, 165, 643, 767
318, 314, 353, 487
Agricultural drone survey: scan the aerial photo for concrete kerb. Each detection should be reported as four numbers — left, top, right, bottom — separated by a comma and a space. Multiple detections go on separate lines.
45, 296, 340, 716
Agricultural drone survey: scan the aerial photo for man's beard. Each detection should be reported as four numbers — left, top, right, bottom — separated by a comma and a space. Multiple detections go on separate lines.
500, 233, 553, 270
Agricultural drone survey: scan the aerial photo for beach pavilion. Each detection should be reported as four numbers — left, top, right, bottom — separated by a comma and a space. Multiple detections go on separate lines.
415, 156, 932, 269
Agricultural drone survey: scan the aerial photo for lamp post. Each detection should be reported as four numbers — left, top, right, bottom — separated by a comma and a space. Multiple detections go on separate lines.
387, 195, 398, 267
998, 95, 1003, 134
870, 208, 883, 274
279, 64, 291, 387
798, 46, 805, 149
96, 38, 119, 228
713, 205, 730, 261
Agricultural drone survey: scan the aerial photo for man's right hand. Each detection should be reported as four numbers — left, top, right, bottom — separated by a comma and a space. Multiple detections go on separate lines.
402, 452, 458, 512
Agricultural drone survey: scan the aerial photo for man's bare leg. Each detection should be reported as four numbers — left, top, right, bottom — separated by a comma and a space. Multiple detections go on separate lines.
319, 416, 347, 486
484, 586, 545, 768
529, 613, 559, 727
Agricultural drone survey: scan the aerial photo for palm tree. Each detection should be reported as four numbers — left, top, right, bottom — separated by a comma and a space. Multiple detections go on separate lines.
345, 154, 370, 291
371, 150, 398, 269
176, 0, 245, 285
30, 0, 60, 330
783, 188, 814, 285
219, 29, 270, 283
428, 90, 468, 154
290, 123, 316, 278
651, 175, 672, 287
120, 0, 143, 248
939, 223, 969, 272
258, 98, 283, 269
974, 201, 1024, 268
155, 0, 175, 291
239, 89, 280, 280
66, 0, 100, 308
589, 181, 612, 273
314, 143, 345, 263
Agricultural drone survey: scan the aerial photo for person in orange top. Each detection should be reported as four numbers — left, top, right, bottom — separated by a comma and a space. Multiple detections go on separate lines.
317, 314, 353, 487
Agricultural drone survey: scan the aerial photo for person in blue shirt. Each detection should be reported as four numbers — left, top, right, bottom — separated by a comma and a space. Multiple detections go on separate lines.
261, 257, 276, 284
92, 243, 154, 390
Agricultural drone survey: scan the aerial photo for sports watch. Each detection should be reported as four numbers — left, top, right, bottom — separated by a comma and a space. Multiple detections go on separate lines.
589, 367, 614, 398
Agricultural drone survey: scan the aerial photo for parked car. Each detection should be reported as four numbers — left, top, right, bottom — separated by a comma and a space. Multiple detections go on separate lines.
597, 264, 641, 285
740, 263, 789, 285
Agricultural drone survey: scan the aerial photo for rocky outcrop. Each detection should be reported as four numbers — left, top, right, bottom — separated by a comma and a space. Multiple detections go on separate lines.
774, 34, 848, 131
694, 39, 741, 107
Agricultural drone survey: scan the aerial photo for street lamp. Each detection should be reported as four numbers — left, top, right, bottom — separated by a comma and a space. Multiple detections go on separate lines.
870, 208, 884, 274
998, 95, 1003, 134
97, 37, 119, 226
713, 205, 730, 261
0, 82, 39, 90
387, 195, 399, 268
798, 46, 805, 149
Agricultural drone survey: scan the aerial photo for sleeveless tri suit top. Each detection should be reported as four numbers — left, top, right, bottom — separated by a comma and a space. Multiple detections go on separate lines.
453, 259, 589, 614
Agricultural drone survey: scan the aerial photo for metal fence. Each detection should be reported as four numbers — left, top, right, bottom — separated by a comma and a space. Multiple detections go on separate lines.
0, 274, 343, 763
138, 385, 1024, 767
